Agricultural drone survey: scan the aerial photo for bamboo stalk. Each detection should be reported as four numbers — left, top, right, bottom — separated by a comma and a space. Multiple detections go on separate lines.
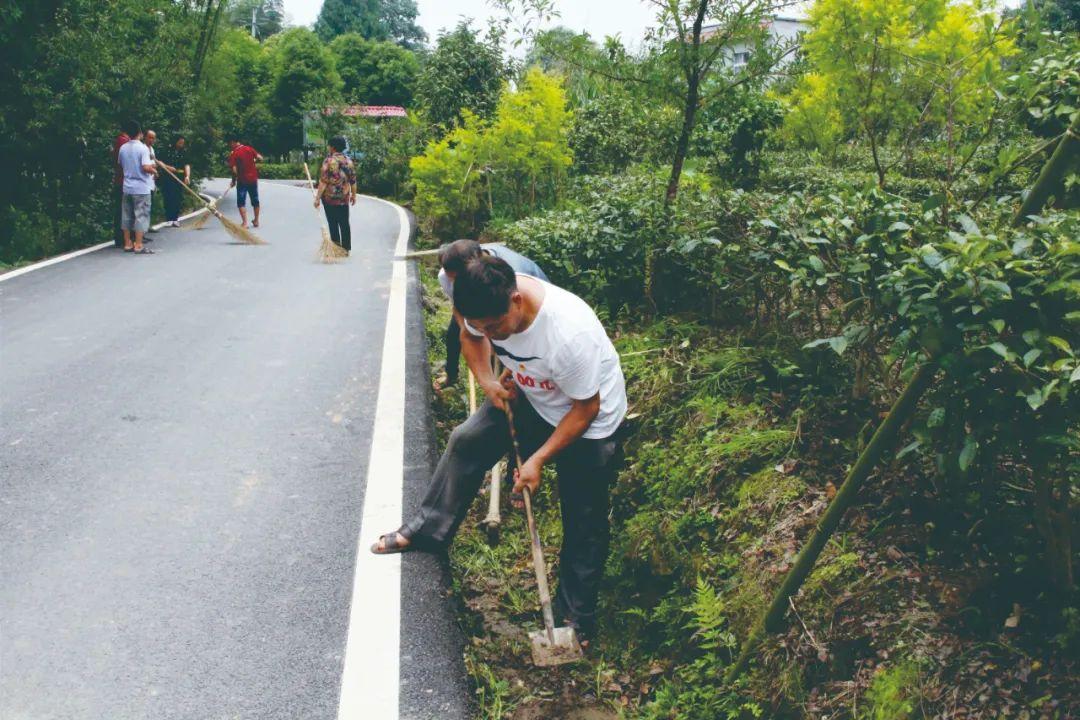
1013, 114, 1080, 224
726, 116, 1080, 683
725, 362, 938, 683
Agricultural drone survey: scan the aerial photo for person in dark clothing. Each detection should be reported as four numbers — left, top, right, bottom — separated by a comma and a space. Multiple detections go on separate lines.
434, 239, 548, 389
156, 135, 190, 227
371, 256, 627, 644
112, 127, 130, 247
313, 135, 357, 251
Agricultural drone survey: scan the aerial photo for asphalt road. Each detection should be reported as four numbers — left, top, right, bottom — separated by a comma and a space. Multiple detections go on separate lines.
0, 181, 470, 719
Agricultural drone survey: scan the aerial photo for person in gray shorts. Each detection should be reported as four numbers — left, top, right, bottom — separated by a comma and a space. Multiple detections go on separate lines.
117, 120, 157, 254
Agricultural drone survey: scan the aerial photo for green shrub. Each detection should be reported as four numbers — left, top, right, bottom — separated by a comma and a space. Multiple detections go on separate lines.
256, 162, 307, 179
346, 115, 426, 198
862, 661, 923, 720
411, 68, 572, 237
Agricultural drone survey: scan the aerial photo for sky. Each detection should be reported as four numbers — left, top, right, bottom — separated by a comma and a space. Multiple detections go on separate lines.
281, 0, 1023, 48
282, 0, 662, 48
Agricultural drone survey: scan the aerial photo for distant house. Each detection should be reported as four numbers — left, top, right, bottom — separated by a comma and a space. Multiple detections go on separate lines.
303, 105, 408, 148
336, 105, 407, 119
702, 15, 807, 71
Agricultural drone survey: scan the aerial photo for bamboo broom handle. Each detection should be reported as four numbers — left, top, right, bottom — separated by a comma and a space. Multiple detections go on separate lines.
160, 165, 214, 209
505, 403, 558, 645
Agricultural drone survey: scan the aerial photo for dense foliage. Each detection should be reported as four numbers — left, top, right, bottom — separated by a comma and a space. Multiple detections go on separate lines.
314, 0, 425, 48
416, 1, 1079, 717
2, 0, 1077, 715
0, 0, 227, 265
411, 68, 571, 236
0, 1, 431, 266
414, 21, 513, 131
330, 33, 419, 106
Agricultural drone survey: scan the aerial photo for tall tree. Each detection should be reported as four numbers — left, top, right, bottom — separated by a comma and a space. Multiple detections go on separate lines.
193, 0, 229, 84
265, 27, 343, 153
499, 0, 796, 201
314, 0, 426, 48
416, 21, 511, 129
650, 0, 797, 204
789, 0, 1015, 187
329, 33, 419, 106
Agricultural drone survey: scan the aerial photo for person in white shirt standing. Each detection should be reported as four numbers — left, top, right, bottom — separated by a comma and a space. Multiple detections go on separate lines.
372, 255, 627, 645
117, 121, 157, 254
142, 129, 158, 237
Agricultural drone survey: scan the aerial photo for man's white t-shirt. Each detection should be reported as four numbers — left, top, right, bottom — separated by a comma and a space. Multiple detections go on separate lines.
465, 276, 626, 439
118, 140, 155, 195
146, 145, 157, 190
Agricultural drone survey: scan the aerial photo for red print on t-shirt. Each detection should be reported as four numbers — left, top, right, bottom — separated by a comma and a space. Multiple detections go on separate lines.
516, 372, 555, 391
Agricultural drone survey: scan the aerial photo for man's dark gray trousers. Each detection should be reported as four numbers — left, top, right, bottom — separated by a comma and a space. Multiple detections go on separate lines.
403, 396, 622, 634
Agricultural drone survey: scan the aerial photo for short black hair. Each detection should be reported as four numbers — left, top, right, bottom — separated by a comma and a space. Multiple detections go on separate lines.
328, 135, 347, 152
226, 132, 240, 142
438, 239, 483, 275
453, 255, 517, 319
125, 120, 141, 137
174, 134, 186, 144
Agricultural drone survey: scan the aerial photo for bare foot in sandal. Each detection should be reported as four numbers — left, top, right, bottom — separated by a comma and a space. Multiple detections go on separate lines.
370, 530, 411, 554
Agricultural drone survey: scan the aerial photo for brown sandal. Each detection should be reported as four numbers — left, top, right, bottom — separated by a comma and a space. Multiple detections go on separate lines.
370, 531, 412, 555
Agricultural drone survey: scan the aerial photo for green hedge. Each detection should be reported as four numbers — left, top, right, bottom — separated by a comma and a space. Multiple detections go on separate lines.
256, 162, 307, 180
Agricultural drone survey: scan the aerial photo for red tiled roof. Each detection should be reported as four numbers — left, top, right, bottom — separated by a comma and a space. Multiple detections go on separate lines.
327, 105, 407, 118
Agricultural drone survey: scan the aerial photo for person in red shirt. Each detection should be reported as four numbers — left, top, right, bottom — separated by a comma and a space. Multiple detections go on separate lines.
112, 127, 131, 247
227, 136, 263, 228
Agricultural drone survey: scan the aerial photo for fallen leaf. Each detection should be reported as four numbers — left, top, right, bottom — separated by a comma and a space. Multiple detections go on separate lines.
825, 481, 837, 499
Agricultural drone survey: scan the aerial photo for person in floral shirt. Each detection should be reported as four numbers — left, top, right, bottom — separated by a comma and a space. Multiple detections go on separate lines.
313, 136, 357, 252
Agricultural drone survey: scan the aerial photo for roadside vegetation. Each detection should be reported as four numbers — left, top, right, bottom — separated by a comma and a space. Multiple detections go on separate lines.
2, 0, 1077, 717
411, 0, 1079, 717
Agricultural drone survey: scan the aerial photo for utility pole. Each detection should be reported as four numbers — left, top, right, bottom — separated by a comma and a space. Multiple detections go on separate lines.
250, 4, 259, 39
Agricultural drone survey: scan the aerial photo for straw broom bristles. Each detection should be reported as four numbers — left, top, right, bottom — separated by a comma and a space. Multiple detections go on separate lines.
318, 224, 348, 263
190, 184, 232, 230
304, 162, 349, 263
213, 207, 264, 245
160, 166, 262, 245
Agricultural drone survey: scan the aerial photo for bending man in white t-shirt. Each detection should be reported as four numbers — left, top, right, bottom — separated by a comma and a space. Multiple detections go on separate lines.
372, 255, 627, 643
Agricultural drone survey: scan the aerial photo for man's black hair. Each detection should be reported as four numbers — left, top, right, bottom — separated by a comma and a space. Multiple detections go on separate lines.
328, 135, 347, 152
174, 134, 186, 144
226, 132, 240, 142
438, 239, 483, 275
125, 120, 141, 137
453, 255, 517, 319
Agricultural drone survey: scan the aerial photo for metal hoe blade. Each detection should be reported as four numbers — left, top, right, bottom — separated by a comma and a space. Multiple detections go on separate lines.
505, 402, 585, 667
529, 626, 583, 667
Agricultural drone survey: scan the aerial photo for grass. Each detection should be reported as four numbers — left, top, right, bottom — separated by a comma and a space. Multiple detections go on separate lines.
416, 267, 1080, 719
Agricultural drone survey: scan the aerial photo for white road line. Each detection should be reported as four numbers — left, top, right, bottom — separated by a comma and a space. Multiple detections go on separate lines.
0, 197, 214, 283
336, 199, 411, 720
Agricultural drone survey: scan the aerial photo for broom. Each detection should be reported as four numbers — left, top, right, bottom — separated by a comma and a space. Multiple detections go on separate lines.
158, 165, 262, 245
190, 183, 232, 230
304, 162, 349, 263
